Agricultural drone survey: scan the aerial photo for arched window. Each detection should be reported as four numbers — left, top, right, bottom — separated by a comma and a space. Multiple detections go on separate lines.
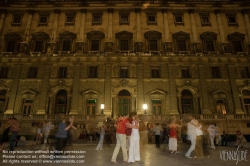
144, 31, 162, 54
0, 90, 7, 114
227, 32, 245, 54
200, 32, 218, 53
243, 90, 250, 114
181, 90, 193, 114
55, 90, 68, 114
172, 31, 190, 54
115, 31, 133, 53
87, 31, 105, 53
118, 90, 131, 116
58, 31, 77, 54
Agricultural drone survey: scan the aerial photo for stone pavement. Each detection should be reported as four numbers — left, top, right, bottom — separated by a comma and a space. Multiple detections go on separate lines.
1, 143, 249, 166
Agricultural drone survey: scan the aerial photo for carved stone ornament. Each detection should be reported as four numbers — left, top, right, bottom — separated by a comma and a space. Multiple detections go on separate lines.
0, 80, 10, 92
238, 80, 250, 93
112, 80, 137, 95
176, 84, 199, 96
49, 80, 71, 96
147, 89, 167, 98
82, 89, 100, 98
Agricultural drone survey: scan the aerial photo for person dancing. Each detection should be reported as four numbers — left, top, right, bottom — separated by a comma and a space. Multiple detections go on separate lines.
167, 117, 182, 154
128, 112, 140, 163
95, 124, 105, 151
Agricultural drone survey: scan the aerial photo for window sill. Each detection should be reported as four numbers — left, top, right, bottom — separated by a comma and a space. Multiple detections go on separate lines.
201, 23, 211, 26
11, 23, 21, 27
147, 22, 157, 25
65, 22, 75, 26
228, 23, 238, 26
92, 22, 102, 25
175, 22, 184, 26
38, 23, 48, 27
119, 22, 129, 25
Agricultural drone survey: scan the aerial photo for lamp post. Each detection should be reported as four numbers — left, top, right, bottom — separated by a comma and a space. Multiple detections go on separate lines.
143, 104, 147, 114
101, 104, 104, 114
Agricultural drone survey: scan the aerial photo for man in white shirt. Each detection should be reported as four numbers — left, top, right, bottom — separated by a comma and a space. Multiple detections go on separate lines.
185, 115, 197, 159
153, 123, 162, 148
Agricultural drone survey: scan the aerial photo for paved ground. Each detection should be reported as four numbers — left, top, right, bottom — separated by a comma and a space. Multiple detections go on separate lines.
1, 143, 250, 166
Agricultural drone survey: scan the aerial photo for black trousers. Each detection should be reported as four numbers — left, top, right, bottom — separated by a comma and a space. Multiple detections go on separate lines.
55, 138, 67, 155
155, 135, 160, 147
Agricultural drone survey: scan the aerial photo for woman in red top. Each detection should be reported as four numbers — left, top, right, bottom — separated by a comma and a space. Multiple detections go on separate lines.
166, 118, 182, 154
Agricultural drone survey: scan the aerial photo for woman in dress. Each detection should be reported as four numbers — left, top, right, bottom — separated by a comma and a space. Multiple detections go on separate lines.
0, 118, 11, 151
235, 130, 246, 148
128, 112, 140, 163
95, 124, 105, 151
166, 118, 182, 154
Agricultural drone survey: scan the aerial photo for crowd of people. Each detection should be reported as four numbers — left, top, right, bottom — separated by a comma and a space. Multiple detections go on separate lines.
0, 114, 248, 163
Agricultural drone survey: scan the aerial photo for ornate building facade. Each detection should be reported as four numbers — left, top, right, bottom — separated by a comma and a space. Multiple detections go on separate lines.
0, 0, 250, 136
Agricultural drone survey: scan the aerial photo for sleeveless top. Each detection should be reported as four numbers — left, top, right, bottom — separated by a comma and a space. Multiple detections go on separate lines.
169, 126, 177, 138
131, 120, 139, 139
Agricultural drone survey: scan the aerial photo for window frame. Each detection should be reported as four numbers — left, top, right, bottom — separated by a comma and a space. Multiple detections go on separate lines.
11, 14, 23, 26
152, 99, 162, 115
27, 67, 38, 78
181, 67, 191, 78
92, 12, 102, 25
226, 13, 238, 26
0, 67, 9, 79
120, 66, 129, 78
58, 67, 68, 78
86, 99, 96, 115
239, 67, 250, 78
65, 13, 76, 26
38, 13, 49, 26
89, 66, 98, 78
151, 66, 160, 78
119, 12, 130, 25
146, 12, 157, 25
22, 99, 34, 115
211, 66, 221, 78
173, 13, 184, 25
199, 13, 211, 26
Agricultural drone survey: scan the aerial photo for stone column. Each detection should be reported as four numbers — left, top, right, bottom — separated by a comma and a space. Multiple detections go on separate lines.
52, 9, 60, 43
198, 65, 211, 114
37, 65, 51, 114
105, 8, 114, 52
135, 8, 143, 52
189, 9, 202, 53
24, 10, 35, 42
161, 9, 172, 53
227, 65, 244, 114
104, 63, 112, 115
242, 9, 250, 52
5, 65, 23, 114
137, 63, 144, 114
76, 9, 86, 54
168, 65, 178, 114
0, 9, 7, 52
70, 64, 80, 114
214, 10, 228, 53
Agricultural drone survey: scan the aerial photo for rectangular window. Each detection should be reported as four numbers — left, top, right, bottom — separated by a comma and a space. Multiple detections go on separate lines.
206, 41, 215, 52
211, 67, 221, 78
59, 67, 67, 78
92, 13, 102, 25
226, 14, 238, 26
62, 40, 71, 51
232, 41, 243, 52
120, 67, 129, 78
22, 99, 33, 114
38, 14, 49, 26
89, 66, 98, 78
91, 40, 99, 51
0, 67, 9, 78
66, 16, 74, 23
35, 41, 43, 52
149, 40, 158, 51
174, 13, 184, 25
12, 15, 22, 26
200, 13, 211, 26
177, 40, 186, 51
120, 40, 129, 51
6, 41, 16, 52
86, 99, 96, 115
152, 100, 162, 115
181, 67, 190, 78
28, 67, 38, 78
240, 67, 250, 78
119, 13, 129, 25
215, 99, 227, 114
151, 66, 160, 78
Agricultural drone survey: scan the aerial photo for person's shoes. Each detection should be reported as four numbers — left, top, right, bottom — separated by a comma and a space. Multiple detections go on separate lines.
185, 155, 192, 159
111, 160, 118, 164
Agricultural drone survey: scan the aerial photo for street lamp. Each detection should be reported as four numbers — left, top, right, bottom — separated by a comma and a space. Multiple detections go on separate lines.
143, 104, 148, 114
101, 104, 104, 114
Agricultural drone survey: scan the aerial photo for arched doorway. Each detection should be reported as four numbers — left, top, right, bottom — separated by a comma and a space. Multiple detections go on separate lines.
55, 90, 68, 114
243, 90, 250, 114
118, 90, 131, 116
0, 90, 7, 114
181, 90, 193, 114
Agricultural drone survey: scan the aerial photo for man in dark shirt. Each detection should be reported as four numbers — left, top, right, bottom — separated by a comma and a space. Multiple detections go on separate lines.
221, 131, 228, 146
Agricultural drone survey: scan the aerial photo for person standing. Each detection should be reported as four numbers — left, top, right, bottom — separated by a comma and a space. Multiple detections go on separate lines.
153, 123, 162, 148
0, 118, 11, 151
167, 118, 182, 154
95, 124, 105, 151
9, 118, 20, 151
35, 123, 43, 149
235, 130, 246, 148
190, 119, 204, 159
42, 121, 54, 150
126, 115, 133, 152
111, 115, 129, 163
185, 115, 197, 159
207, 124, 217, 149
221, 131, 228, 146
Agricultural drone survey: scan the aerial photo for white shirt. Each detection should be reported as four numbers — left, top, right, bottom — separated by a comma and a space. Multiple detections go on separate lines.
207, 125, 217, 136
153, 125, 162, 135
187, 120, 197, 139
196, 125, 203, 136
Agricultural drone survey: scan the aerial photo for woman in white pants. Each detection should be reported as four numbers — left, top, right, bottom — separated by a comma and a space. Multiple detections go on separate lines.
128, 113, 140, 163
96, 125, 105, 151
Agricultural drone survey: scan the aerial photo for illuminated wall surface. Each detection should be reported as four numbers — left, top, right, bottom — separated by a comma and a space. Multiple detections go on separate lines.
0, 0, 250, 136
